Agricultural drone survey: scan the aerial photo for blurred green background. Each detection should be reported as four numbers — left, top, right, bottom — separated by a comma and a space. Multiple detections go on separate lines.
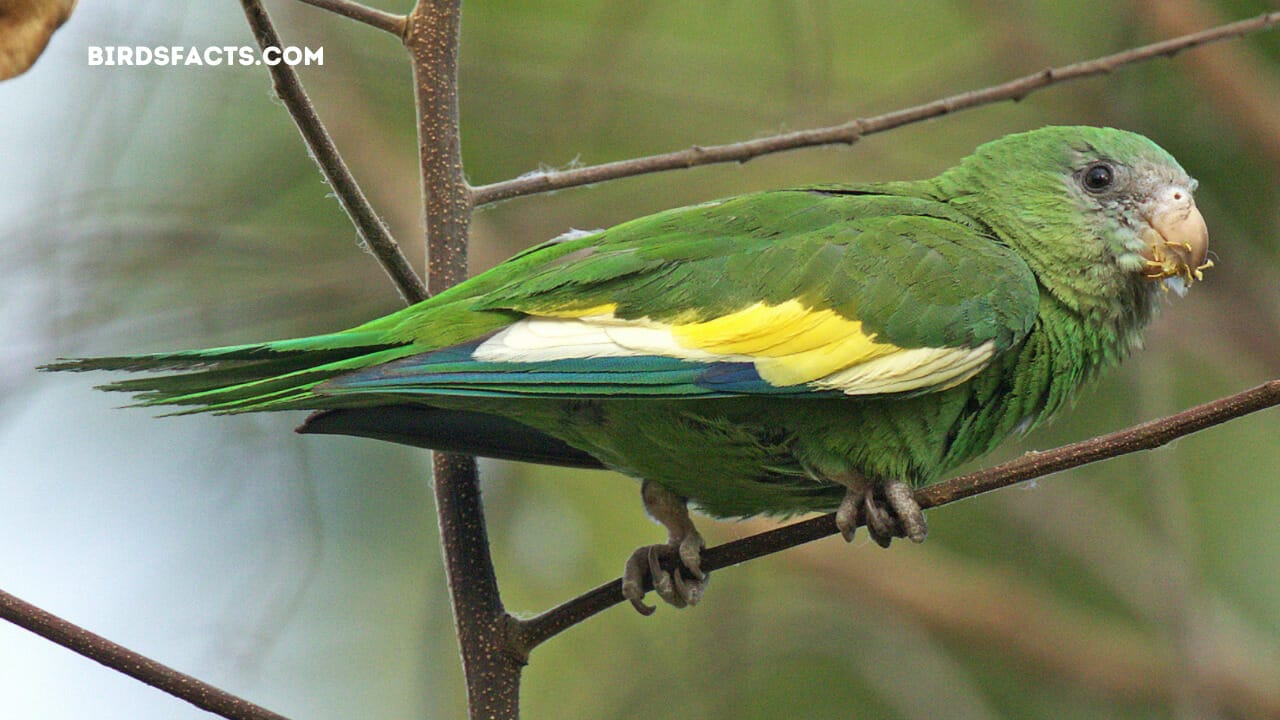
2, 1, 1278, 718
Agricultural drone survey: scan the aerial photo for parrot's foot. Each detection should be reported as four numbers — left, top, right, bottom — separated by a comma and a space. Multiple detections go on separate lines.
621, 481, 708, 615
622, 539, 706, 615
834, 477, 927, 548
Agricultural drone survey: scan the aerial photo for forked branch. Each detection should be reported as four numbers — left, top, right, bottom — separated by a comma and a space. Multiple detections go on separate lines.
4, 7, 1279, 720
405, 2, 523, 719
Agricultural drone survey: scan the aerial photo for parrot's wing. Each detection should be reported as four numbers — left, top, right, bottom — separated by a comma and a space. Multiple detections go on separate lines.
321, 189, 1040, 400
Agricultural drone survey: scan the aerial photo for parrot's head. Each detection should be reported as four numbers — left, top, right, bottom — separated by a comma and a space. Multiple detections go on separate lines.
942, 126, 1211, 297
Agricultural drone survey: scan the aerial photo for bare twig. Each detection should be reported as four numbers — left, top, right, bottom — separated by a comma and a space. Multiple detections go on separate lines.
515, 379, 1280, 650
293, 0, 407, 35
12, 8, 1276, 720
1135, 0, 1280, 166
239, 0, 427, 303
405, 2, 522, 719
0, 589, 291, 720
471, 10, 1280, 206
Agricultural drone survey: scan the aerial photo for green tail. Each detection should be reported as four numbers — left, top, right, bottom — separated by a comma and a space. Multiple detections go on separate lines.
41, 331, 410, 414
40, 227, 620, 415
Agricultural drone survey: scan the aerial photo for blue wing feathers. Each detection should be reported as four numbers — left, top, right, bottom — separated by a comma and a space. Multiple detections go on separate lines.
694, 362, 813, 395
319, 345, 826, 399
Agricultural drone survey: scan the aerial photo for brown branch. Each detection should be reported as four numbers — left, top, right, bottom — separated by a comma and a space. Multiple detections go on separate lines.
292, 0, 406, 35
18, 9, 1274, 720
0, 589, 291, 720
515, 379, 1280, 650
239, 0, 427, 304
1134, 0, 1280, 167
405, 2, 523, 719
778, 527, 1280, 715
470, 10, 1280, 206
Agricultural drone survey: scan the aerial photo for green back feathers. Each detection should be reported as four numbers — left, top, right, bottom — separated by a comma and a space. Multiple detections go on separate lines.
44, 126, 1182, 418
473, 189, 1037, 352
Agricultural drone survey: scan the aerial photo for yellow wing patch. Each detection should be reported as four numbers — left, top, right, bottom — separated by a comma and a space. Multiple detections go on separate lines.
474, 299, 995, 396
668, 301, 899, 386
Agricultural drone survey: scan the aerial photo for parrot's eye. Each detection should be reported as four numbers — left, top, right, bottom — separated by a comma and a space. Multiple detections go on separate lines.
1082, 163, 1115, 192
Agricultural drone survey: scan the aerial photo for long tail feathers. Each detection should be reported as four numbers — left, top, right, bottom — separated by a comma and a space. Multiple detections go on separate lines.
41, 333, 407, 414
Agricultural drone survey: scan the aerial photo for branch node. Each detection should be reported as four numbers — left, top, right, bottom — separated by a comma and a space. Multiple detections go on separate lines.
834, 119, 865, 147
293, 0, 407, 36
503, 614, 533, 667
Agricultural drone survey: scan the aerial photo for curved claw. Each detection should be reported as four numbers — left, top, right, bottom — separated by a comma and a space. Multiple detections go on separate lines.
678, 529, 705, 581
863, 491, 896, 547
648, 546, 687, 608
883, 479, 927, 543
621, 542, 709, 614
624, 481, 709, 613
622, 546, 658, 615
835, 495, 861, 542
835, 479, 927, 547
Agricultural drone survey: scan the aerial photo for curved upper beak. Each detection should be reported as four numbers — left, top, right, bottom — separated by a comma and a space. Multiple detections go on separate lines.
1139, 187, 1210, 283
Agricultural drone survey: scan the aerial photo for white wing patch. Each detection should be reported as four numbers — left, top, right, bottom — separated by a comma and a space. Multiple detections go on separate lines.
473, 315, 730, 363
810, 343, 995, 394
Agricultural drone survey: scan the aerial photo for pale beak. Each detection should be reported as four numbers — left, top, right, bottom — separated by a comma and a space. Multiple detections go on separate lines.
1139, 187, 1210, 283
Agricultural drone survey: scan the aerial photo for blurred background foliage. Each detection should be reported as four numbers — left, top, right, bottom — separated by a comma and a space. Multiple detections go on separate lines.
1, 1, 1277, 718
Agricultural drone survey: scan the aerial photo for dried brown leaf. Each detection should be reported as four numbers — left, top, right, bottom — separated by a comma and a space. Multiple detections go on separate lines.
0, 0, 75, 81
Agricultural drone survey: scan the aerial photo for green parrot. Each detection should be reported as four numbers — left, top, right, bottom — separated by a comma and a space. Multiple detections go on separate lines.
45, 126, 1210, 613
